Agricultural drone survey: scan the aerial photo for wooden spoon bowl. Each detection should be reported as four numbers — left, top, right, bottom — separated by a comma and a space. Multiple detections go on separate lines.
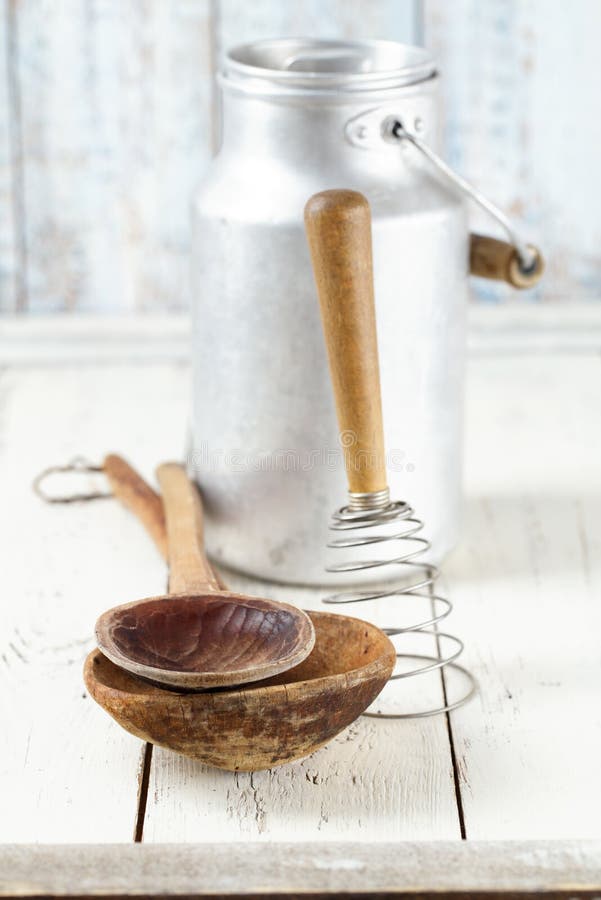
85, 610, 395, 772
95, 463, 314, 690
96, 591, 313, 690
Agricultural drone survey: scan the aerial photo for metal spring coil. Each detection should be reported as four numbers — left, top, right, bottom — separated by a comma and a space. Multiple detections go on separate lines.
324, 498, 476, 718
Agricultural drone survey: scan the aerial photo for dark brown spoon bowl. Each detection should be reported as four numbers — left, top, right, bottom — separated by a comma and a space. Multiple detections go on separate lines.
85, 610, 396, 771
95, 591, 315, 691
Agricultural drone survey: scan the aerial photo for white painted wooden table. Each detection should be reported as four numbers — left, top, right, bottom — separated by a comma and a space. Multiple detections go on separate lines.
1, 307, 600, 897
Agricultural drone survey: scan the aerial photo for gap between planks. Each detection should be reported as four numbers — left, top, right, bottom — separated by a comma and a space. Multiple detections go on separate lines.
429, 568, 468, 840
437, 629, 468, 840
134, 567, 171, 843
133, 552, 465, 840
134, 743, 153, 843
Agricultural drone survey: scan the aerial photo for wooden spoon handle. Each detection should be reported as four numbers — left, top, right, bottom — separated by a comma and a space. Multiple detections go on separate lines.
104, 454, 228, 590
103, 454, 168, 560
156, 462, 222, 595
304, 189, 388, 496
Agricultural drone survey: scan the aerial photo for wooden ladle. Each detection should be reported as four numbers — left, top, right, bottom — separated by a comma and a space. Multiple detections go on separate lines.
85, 458, 396, 770
95, 463, 315, 690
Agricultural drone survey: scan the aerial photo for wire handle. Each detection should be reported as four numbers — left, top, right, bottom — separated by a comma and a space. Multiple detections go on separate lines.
32, 453, 167, 556
344, 107, 544, 288
388, 119, 538, 269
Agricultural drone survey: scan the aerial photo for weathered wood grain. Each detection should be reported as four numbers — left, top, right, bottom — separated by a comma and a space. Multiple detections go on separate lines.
0, 325, 458, 842
445, 353, 601, 839
0, 0, 20, 311
143, 329, 601, 841
11, 0, 213, 312
104, 453, 168, 560
424, 0, 601, 303
0, 362, 184, 840
95, 463, 317, 693
2, 840, 601, 897
2, 0, 600, 311
0, 0, 420, 315
143, 571, 460, 842
86, 611, 394, 772
2, 311, 601, 848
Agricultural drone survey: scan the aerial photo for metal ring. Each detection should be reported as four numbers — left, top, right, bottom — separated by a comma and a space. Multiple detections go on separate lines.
32, 457, 112, 503
508, 243, 544, 286
333, 499, 411, 525
348, 488, 390, 511
328, 519, 425, 548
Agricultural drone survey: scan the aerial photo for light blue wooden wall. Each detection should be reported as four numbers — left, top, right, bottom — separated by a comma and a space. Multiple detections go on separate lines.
427, 0, 601, 303
0, 0, 419, 313
0, 0, 598, 312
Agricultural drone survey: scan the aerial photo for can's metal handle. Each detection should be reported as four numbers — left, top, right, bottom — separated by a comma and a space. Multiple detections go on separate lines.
344, 108, 545, 289
386, 119, 544, 289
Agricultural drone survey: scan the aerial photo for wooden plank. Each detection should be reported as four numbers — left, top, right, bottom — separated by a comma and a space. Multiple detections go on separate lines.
445, 353, 601, 838
3, 302, 601, 368
2, 312, 601, 846
13, 0, 213, 312
142, 350, 601, 842
0, 314, 191, 365
144, 571, 460, 842
0, 331, 458, 843
0, 0, 20, 311
0, 362, 187, 841
2, 840, 601, 897
468, 304, 601, 356
424, 0, 601, 303
217, 0, 420, 57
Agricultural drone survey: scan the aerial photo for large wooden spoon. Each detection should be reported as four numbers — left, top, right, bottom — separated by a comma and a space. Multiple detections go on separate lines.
95, 463, 315, 690
86, 458, 396, 770
86, 610, 394, 771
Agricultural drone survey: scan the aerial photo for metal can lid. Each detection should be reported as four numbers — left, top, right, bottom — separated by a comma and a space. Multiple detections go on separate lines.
221, 38, 436, 97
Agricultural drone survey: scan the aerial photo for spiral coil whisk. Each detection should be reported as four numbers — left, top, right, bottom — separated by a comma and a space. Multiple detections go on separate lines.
323, 490, 476, 718
305, 188, 476, 719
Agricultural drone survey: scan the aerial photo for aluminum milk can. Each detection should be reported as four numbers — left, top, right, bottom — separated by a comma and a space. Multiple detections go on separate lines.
190, 39, 543, 586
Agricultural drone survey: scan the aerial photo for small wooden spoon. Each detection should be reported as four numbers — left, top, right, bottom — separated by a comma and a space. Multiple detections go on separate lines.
86, 457, 396, 770
86, 611, 394, 771
95, 463, 315, 690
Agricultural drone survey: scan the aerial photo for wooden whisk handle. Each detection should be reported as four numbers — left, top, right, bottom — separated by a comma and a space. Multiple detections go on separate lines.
304, 189, 388, 497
